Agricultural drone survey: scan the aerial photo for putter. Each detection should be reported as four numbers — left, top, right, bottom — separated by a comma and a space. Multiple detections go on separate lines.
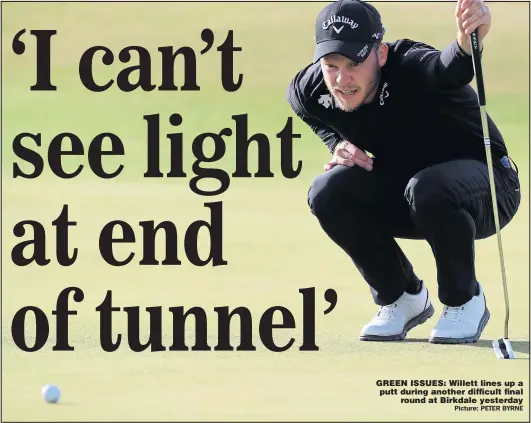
469, 28, 514, 360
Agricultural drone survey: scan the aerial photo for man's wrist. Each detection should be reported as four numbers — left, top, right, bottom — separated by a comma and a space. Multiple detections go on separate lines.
456, 33, 483, 56
457, 34, 472, 55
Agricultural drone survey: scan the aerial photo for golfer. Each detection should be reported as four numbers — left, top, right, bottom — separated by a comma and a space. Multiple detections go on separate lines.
286, 0, 521, 343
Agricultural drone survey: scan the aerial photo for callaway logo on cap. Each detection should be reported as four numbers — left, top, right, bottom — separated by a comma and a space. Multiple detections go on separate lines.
314, 0, 385, 63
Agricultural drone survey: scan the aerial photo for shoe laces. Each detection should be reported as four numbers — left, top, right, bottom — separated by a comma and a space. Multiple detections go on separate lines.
377, 303, 398, 320
442, 305, 465, 322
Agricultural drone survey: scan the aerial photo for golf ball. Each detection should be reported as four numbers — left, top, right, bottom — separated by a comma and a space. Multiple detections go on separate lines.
42, 384, 61, 403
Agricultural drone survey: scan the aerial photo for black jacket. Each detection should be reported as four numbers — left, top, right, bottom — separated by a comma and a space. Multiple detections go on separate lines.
286, 38, 509, 179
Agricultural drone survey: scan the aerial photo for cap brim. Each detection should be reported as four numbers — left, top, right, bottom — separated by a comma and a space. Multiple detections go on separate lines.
313, 40, 374, 64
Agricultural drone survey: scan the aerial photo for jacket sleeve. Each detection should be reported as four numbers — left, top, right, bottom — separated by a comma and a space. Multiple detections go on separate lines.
286, 79, 342, 154
400, 39, 480, 90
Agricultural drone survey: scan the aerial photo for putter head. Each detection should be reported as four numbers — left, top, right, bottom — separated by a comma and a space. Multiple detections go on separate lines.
493, 339, 515, 359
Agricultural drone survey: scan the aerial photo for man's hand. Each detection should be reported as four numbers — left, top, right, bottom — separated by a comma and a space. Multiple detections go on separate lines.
456, 0, 491, 55
324, 140, 373, 171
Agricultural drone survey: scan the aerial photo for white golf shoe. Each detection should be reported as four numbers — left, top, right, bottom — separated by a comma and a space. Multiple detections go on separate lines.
429, 283, 490, 344
360, 281, 435, 341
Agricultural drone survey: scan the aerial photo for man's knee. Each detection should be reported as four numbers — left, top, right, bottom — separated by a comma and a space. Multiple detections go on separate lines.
404, 168, 456, 217
307, 166, 353, 217
308, 172, 338, 217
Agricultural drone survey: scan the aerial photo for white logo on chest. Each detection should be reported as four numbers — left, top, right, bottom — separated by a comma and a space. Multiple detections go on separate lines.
318, 94, 335, 109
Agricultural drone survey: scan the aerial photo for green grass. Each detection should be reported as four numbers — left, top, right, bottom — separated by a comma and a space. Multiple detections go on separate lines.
2, 2, 529, 422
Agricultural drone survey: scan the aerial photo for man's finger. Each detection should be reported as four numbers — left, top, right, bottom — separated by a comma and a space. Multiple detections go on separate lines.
332, 156, 355, 167
334, 141, 373, 170
461, 3, 479, 20
344, 143, 372, 162
335, 148, 352, 160
461, 0, 475, 11
462, 3, 487, 23
342, 142, 359, 156
463, 12, 489, 34
336, 147, 373, 165
353, 148, 374, 166
352, 155, 373, 171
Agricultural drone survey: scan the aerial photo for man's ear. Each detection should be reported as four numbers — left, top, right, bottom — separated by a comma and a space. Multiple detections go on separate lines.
377, 43, 389, 66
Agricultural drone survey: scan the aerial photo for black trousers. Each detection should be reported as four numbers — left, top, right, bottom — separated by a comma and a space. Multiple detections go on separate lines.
307, 158, 521, 307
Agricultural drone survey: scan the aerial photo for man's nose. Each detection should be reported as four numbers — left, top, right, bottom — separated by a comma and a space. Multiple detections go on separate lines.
336, 70, 352, 85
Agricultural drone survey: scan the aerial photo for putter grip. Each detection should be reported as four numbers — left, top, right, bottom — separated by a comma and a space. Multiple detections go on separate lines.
470, 29, 486, 106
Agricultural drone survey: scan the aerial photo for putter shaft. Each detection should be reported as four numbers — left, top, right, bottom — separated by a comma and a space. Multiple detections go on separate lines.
480, 106, 510, 340
470, 30, 510, 340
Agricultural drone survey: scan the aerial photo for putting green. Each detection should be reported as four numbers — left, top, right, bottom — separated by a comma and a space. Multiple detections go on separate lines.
2, 2, 529, 421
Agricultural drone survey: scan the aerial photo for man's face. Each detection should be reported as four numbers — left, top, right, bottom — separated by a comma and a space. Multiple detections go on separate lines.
320, 45, 388, 112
